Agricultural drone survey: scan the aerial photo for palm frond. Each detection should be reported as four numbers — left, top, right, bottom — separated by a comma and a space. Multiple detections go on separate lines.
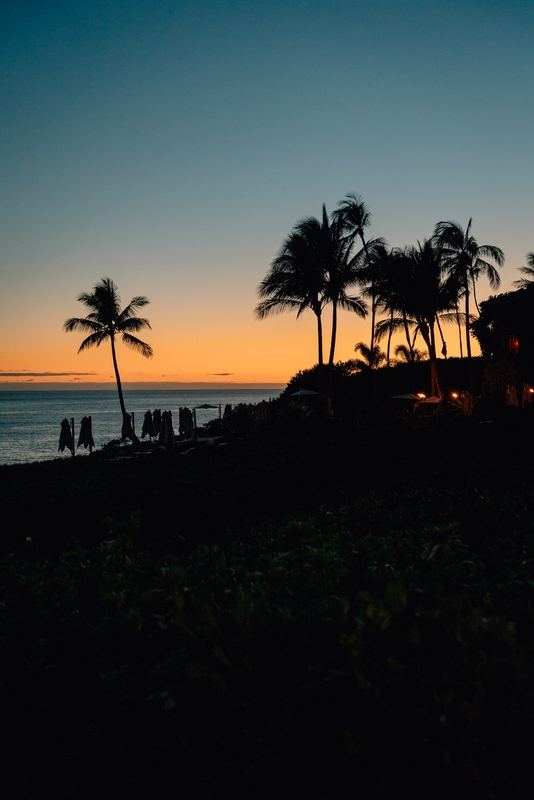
77, 331, 108, 352
63, 317, 104, 334
117, 316, 152, 333
121, 333, 154, 358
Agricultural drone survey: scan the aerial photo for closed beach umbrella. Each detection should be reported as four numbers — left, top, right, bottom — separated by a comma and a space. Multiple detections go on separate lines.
179, 407, 194, 439
153, 409, 162, 435
78, 416, 95, 450
159, 410, 175, 445
141, 410, 156, 438
58, 418, 73, 453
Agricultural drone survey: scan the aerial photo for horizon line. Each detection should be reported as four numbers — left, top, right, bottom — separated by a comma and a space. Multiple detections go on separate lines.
0, 381, 286, 391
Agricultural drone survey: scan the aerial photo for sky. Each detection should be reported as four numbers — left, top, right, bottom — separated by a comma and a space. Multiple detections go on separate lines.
1, 0, 533, 387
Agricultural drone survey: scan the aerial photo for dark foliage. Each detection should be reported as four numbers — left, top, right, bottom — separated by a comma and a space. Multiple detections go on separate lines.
3, 418, 534, 797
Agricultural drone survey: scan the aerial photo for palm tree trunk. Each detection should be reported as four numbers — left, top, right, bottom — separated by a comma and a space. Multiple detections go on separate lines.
111, 335, 140, 443
386, 309, 393, 367
464, 278, 474, 394
472, 273, 481, 314
359, 230, 375, 352
421, 321, 444, 399
316, 311, 324, 368
328, 301, 338, 367
110, 334, 127, 418
456, 304, 463, 358
403, 314, 415, 361
430, 331, 444, 399
436, 316, 447, 358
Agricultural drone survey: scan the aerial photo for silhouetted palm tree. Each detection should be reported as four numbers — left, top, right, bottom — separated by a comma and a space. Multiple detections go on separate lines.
64, 278, 153, 429
333, 193, 382, 352
371, 246, 419, 366
256, 216, 327, 367
513, 252, 534, 289
434, 218, 504, 391
394, 344, 426, 363
256, 206, 369, 369
320, 206, 368, 366
401, 240, 459, 399
353, 341, 386, 370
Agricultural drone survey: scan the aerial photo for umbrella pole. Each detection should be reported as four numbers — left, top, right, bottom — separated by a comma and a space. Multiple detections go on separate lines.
71, 417, 75, 458
132, 412, 135, 437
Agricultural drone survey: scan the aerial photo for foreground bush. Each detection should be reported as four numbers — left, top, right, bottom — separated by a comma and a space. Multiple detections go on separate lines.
2, 497, 534, 798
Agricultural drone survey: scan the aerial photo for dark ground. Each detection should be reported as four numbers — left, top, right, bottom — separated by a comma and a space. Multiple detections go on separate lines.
2, 410, 534, 798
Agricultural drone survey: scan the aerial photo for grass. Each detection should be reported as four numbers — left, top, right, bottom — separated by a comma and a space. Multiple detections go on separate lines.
1, 411, 534, 798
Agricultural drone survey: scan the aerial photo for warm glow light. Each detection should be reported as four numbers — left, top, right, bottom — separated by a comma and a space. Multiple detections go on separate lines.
452, 392, 458, 398
417, 393, 426, 399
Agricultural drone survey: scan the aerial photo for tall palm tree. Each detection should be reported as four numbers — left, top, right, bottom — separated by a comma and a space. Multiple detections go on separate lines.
64, 278, 153, 429
513, 252, 534, 289
371, 246, 419, 366
333, 193, 380, 352
255, 206, 369, 369
401, 240, 459, 399
255, 216, 327, 367
320, 206, 368, 367
433, 218, 504, 391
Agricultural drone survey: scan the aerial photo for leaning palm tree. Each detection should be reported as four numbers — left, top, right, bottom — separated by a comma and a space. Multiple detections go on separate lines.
64, 278, 153, 430
433, 218, 504, 391
512, 252, 534, 289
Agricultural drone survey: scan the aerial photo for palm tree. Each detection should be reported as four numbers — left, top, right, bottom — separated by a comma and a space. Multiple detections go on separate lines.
320, 206, 368, 367
394, 344, 426, 364
353, 341, 386, 371
371, 246, 419, 366
433, 218, 504, 391
400, 240, 459, 399
513, 252, 534, 289
64, 278, 153, 432
333, 193, 381, 352
255, 206, 369, 369
256, 216, 327, 367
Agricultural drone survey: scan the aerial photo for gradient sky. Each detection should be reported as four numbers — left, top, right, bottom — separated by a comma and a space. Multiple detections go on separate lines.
1, 0, 533, 386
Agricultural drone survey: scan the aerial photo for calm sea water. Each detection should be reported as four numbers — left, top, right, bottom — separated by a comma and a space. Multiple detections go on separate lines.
0, 389, 282, 465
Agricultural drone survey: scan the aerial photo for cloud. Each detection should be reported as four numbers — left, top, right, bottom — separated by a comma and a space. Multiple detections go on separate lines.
211, 373, 234, 376
0, 371, 98, 377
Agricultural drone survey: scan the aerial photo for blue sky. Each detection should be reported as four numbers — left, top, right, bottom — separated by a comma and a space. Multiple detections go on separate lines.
1, 0, 533, 384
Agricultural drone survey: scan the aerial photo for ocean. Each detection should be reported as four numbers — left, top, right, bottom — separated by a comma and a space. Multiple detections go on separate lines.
0, 388, 282, 466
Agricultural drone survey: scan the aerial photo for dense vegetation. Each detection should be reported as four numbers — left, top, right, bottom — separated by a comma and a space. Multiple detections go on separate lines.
2, 409, 534, 798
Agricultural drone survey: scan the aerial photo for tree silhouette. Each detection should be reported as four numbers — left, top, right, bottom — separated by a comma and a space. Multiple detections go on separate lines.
333, 193, 381, 352
353, 341, 386, 371
433, 218, 504, 391
401, 240, 459, 399
255, 216, 327, 367
256, 206, 369, 369
512, 252, 534, 289
64, 278, 153, 431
